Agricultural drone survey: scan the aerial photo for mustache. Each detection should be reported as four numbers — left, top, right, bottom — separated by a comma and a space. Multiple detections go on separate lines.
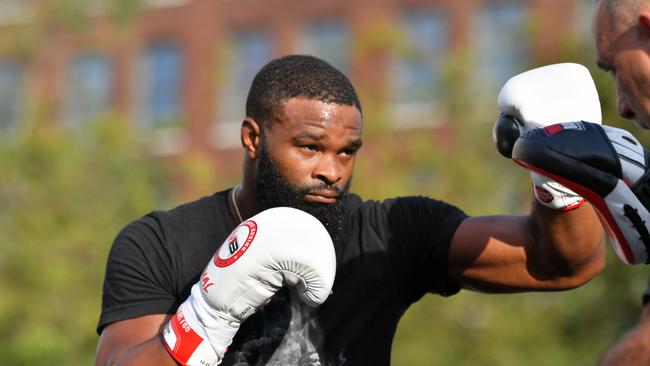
297, 183, 344, 196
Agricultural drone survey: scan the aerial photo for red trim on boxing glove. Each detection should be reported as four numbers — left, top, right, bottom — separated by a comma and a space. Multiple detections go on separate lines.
560, 198, 586, 211
163, 309, 206, 366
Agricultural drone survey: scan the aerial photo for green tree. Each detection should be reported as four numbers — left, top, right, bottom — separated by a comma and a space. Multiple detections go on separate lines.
0, 115, 171, 365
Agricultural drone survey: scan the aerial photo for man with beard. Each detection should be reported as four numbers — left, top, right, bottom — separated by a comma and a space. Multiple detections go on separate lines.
95, 55, 605, 366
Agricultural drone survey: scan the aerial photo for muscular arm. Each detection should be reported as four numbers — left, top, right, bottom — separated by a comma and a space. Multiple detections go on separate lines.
599, 304, 650, 365
448, 201, 605, 292
95, 314, 177, 366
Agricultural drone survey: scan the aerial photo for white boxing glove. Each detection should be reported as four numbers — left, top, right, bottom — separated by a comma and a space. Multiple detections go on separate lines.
162, 207, 336, 366
492, 63, 602, 210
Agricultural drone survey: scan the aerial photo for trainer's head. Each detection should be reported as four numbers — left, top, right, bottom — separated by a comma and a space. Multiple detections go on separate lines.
595, 0, 650, 128
240, 55, 363, 241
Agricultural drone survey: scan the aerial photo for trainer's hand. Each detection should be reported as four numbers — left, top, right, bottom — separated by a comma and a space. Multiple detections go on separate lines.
512, 121, 650, 264
162, 207, 336, 365
493, 63, 602, 210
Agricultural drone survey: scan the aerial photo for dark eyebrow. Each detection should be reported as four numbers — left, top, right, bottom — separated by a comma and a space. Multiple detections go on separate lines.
292, 132, 324, 142
347, 139, 363, 150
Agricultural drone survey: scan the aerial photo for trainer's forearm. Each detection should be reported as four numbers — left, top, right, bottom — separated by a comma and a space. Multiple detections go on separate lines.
530, 201, 605, 287
600, 305, 650, 365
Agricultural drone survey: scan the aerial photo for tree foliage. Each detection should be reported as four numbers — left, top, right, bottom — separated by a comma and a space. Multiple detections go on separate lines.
0, 115, 170, 365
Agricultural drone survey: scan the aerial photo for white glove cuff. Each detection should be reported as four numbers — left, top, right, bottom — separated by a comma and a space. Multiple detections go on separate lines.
531, 172, 585, 210
163, 285, 241, 366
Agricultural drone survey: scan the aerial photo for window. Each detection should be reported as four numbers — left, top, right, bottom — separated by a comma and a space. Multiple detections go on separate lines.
0, 60, 24, 135
63, 53, 112, 126
298, 19, 351, 73
135, 41, 183, 129
391, 9, 449, 128
213, 29, 273, 148
475, 2, 529, 88
143, 0, 190, 8
0, 0, 32, 25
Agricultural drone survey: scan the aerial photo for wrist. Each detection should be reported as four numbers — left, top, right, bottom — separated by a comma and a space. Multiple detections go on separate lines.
163, 286, 241, 366
163, 303, 218, 366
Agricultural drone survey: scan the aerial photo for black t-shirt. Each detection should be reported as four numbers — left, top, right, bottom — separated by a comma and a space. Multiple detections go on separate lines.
98, 189, 468, 365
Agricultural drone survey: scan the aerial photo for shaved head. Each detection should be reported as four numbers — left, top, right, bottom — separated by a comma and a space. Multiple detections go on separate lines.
595, 0, 650, 129
598, 0, 648, 27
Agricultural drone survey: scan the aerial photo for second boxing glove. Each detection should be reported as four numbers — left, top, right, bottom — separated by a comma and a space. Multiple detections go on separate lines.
493, 63, 602, 210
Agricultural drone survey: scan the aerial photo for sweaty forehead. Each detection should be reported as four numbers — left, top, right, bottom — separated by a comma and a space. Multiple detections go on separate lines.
271, 97, 363, 133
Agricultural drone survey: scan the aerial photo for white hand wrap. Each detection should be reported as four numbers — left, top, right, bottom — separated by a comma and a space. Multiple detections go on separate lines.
163, 207, 336, 365
496, 63, 602, 210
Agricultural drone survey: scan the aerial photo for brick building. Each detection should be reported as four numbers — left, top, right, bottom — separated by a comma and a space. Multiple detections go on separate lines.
0, 0, 595, 178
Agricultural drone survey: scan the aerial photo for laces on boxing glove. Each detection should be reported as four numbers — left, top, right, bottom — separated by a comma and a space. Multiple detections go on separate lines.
531, 172, 585, 210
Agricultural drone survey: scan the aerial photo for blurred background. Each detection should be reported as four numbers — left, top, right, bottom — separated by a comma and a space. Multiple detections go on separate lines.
1, 0, 648, 364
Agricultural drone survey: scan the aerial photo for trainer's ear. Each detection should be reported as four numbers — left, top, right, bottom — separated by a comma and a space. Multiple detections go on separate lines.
241, 117, 261, 159
639, 11, 650, 37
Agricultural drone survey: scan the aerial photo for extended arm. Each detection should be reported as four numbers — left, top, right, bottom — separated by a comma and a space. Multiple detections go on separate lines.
448, 200, 604, 292
448, 64, 606, 292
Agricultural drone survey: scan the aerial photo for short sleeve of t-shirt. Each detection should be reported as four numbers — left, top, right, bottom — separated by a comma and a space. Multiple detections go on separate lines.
382, 196, 467, 299
97, 191, 235, 334
97, 216, 178, 333
354, 195, 468, 301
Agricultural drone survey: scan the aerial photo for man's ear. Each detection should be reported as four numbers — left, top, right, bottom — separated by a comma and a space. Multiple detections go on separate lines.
639, 11, 650, 37
241, 117, 261, 159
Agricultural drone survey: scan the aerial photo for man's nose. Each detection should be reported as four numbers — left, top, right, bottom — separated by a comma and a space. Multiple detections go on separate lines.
616, 81, 635, 120
314, 155, 342, 186
618, 94, 636, 120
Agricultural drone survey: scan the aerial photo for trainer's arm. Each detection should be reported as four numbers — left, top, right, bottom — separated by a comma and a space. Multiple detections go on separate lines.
95, 315, 176, 366
448, 201, 605, 292
599, 304, 650, 365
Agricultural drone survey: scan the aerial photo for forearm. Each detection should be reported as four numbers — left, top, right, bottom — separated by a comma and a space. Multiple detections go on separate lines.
95, 314, 177, 366
600, 306, 650, 365
97, 334, 177, 366
448, 202, 604, 292
529, 200, 605, 287
110, 337, 176, 366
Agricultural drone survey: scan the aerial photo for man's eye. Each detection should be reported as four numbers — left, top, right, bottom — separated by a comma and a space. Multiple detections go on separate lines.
340, 149, 357, 156
302, 145, 318, 152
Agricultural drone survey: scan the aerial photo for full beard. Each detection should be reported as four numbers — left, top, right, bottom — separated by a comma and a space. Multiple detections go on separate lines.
254, 145, 350, 245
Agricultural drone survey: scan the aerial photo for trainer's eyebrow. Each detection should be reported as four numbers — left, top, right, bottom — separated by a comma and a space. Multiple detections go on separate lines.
597, 60, 612, 72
